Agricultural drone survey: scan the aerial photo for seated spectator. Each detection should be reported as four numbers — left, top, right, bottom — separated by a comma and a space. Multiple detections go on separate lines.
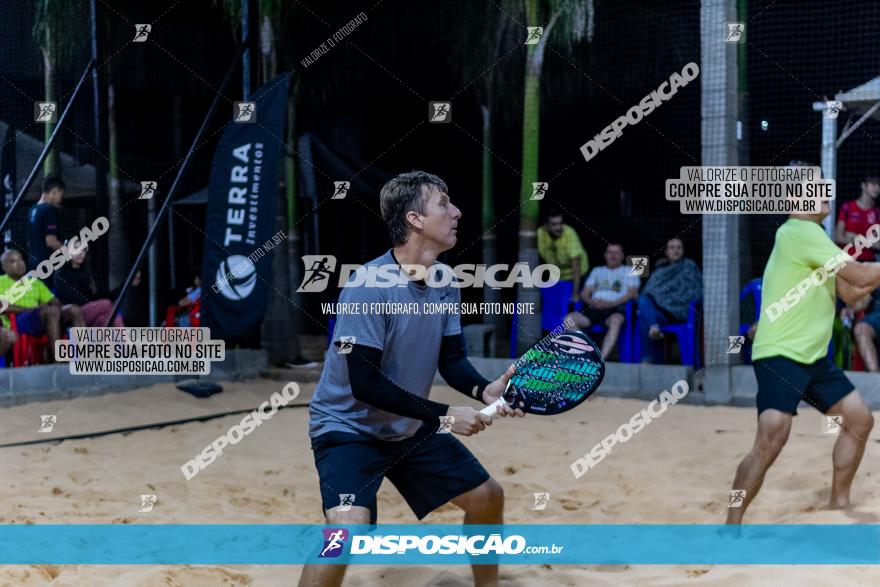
537, 208, 589, 307
637, 238, 703, 363
565, 243, 638, 358
851, 289, 880, 372
175, 273, 201, 327
53, 244, 138, 327
0, 249, 83, 362
834, 174, 880, 261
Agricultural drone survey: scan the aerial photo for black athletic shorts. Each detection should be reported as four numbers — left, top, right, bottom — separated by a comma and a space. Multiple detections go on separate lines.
310, 423, 490, 524
582, 304, 627, 325
753, 356, 854, 416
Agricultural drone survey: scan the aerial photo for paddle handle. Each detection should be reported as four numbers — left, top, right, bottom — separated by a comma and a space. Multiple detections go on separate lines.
479, 397, 508, 418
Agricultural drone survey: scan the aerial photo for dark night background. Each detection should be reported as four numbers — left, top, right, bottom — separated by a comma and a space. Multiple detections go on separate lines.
1, 0, 879, 331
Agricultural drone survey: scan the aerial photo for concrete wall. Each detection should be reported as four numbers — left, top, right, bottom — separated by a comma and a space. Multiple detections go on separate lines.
0, 349, 267, 408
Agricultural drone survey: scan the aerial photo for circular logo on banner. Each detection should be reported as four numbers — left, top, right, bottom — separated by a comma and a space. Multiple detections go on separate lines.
217, 255, 257, 301
552, 334, 593, 354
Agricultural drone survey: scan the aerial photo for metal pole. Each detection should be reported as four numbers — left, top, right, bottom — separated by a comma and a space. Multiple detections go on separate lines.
0, 60, 95, 236
148, 195, 158, 325
106, 44, 247, 326
241, 0, 257, 99
90, 0, 108, 292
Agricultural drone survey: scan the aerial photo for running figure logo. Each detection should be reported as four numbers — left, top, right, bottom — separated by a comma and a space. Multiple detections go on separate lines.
319, 528, 349, 558
531, 182, 548, 201
438, 416, 455, 434
297, 255, 337, 292
725, 23, 744, 43
627, 256, 648, 276
332, 181, 350, 200
38, 415, 57, 433
530, 492, 550, 510
139, 181, 157, 200
825, 100, 842, 119
34, 102, 57, 123
429, 101, 452, 123
525, 27, 544, 45
727, 336, 745, 354
234, 102, 256, 123
823, 415, 843, 435
728, 489, 746, 508
139, 494, 157, 512
338, 494, 355, 512
337, 336, 356, 355
133, 24, 151, 42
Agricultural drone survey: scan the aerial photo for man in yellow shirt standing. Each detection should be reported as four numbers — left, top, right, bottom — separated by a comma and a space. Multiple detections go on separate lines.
537, 209, 589, 307
727, 201, 880, 524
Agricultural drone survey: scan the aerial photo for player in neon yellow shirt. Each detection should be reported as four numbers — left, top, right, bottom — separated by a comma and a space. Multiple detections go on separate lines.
727, 200, 880, 524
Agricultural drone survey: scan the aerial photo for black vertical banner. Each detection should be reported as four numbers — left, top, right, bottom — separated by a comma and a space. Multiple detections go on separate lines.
202, 74, 290, 343
1, 124, 16, 248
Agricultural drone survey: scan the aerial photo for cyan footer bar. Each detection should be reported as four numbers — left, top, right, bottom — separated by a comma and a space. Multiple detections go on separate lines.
0, 525, 877, 565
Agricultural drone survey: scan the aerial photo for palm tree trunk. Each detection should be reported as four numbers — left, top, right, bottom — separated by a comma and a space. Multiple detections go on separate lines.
259, 9, 302, 364
42, 42, 59, 177
515, 0, 544, 355
481, 105, 502, 353
285, 96, 304, 360
107, 78, 127, 290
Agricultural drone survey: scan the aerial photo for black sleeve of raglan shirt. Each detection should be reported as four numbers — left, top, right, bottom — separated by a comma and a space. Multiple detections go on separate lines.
346, 344, 450, 424
438, 333, 492, 402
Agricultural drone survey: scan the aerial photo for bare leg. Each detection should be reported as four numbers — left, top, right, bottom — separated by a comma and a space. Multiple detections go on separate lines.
0, 328, 15, 355
853, 323, 879, 372
297, 505, 371, 587
726, 409, 792, 524
827, 391, 875, 509
564, 311, 591, 332
61, 304, 85, 328
451, 478, 504, 587
601, 313, 624, 357
40, 305, 62, 362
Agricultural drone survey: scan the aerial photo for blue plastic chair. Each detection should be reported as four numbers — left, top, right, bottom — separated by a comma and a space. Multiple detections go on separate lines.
571, 298, 637, 363
739, 278, 762, 364
634, 299, 702, 367
540, 281, 574, 332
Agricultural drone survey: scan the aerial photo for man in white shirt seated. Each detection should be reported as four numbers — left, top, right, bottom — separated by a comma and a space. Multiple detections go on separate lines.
564, 243, 640, 358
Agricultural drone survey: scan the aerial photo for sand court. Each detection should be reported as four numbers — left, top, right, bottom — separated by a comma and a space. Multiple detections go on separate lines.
1, 378, 878, 585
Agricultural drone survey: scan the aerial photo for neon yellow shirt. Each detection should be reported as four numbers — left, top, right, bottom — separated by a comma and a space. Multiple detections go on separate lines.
537, 225, 589, 282
752, 219, 851, 364
0, 274, 55, 328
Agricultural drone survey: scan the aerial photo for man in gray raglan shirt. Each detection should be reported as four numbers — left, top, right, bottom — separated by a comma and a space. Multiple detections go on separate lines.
299, 171, 522, 587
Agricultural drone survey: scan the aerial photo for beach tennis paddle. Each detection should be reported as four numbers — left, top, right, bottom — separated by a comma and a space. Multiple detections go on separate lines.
480, 330, 605, 418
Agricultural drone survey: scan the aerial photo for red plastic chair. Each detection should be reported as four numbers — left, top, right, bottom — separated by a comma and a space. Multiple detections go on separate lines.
164, 299, 201, 328
10, 313, 50, 367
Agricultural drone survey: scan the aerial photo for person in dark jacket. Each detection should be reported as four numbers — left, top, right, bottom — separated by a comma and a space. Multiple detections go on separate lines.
637, 238, 703, 363
53, 244, 139, 327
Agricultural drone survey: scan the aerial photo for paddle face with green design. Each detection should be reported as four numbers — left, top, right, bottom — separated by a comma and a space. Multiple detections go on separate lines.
481, 331, 605, 417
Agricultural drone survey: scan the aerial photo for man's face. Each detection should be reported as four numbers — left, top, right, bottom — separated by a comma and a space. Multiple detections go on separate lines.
48, 188, 64, 205
666, 239, 684, 262
863, 181, 880, 200
1, 251, 26, 279
415, 185, 461, 252
546, 215, 564, 238
604, 245, 624, 268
